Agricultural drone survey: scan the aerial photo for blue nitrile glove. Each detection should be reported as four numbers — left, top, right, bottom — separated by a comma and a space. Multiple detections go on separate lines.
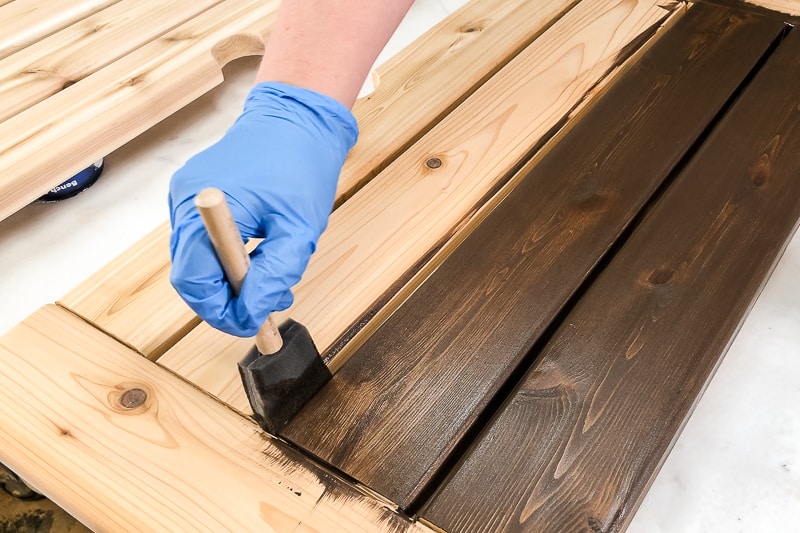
168, 82, 358, 337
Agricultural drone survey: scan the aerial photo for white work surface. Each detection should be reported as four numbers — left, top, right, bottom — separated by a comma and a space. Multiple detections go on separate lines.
0, 1, 797, 530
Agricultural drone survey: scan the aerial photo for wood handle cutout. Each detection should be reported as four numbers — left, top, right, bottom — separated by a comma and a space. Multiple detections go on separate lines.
194, 187, 283, 355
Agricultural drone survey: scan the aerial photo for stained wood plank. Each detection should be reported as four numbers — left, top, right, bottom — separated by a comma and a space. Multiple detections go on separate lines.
0, 0, 222, 123
283, 4, 785, 509
0, 0, 120, 59
159, 0, 678, 412
0, 305, 434, 533
424, 23, 800, 533
58, 0, 579, 360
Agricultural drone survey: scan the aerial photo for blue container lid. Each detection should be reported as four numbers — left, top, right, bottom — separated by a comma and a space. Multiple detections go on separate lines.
38, 159, 104, 202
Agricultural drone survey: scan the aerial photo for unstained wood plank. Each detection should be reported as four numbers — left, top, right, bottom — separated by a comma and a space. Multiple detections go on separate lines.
744, 0, 800, 15
0, 305, 434, 533
0, 0, 120, 59
0, 0, 280, 223
423, 23, 800, 533
58, 0, 578, 359
59, 222, 198, 357
159, 0, 678, 413
0, 0, 222, 123
283, 4, 785, 510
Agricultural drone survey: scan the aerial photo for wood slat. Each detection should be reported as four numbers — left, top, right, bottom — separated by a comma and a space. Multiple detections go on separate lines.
423, 23, 800, 533
0, 0, 279, 224
0, 0, 222, 123
58, 0, 579, 360
59, 222, 198, 357
0, 0, 121, 59
335, 0, 581, 203
282, 4, 785, 509
159, 0, 679, 413
0, 305, 434, 533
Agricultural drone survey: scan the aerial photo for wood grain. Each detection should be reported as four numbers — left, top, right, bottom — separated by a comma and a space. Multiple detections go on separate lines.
0, 305, 434, 533
159, 0, 678, 413
282, 4, 785, 510
423, 21, 800, 533
0, 0, 120, 59
337, 0, 580, 203
0, 0, 279, 223
58, 0, 579, 360
0, 0, 222, 123
59, 223, 199, 357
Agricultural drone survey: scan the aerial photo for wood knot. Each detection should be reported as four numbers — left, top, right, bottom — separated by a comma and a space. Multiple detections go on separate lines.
571, 193, 607, 214
644, 267, 676, 287
749, 153, 771, 188
87, 22, 109, 34
425, 157, 443, 170
119, 388, 147, 409
459, 20, 487, 34
123, 74, 146, 88
108, 383, 153, 413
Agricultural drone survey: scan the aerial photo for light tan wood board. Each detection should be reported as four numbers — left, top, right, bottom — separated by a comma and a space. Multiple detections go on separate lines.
0, 0, 119, 59
0, 305, 434, 533
59, 0, 579, 359
0, 0, 223, 123
0, 0, 577, 224
744, 0, 800, 15
60, 222, 198, 357
0, 0, 279, 223
159, 0, 682, 413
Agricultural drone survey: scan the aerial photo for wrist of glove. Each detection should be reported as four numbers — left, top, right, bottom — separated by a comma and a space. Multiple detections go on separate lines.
168, 82, 358, 337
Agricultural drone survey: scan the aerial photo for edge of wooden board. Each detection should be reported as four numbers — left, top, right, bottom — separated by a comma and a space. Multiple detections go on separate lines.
0, 305, 434, 533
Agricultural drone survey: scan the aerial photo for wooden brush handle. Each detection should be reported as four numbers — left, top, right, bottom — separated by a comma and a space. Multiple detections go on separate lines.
194, 187, 283, 355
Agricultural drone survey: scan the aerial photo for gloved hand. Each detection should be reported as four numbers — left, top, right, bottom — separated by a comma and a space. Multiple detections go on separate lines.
169, 82, 358, 337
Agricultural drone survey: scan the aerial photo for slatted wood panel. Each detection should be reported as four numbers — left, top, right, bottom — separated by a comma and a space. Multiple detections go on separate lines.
0, 0, 223, 123
0, 0, 120, 59
158, 0, 679, 413
0, 0, 279, 223
282, 4, 785, 509
0, 305, 434, 533
423, 23, 800, 533
57, 0, 578, 359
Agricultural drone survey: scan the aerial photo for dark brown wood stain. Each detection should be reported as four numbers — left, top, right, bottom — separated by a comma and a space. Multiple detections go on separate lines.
282, 4, 785, 510
423, 23, 800, 533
